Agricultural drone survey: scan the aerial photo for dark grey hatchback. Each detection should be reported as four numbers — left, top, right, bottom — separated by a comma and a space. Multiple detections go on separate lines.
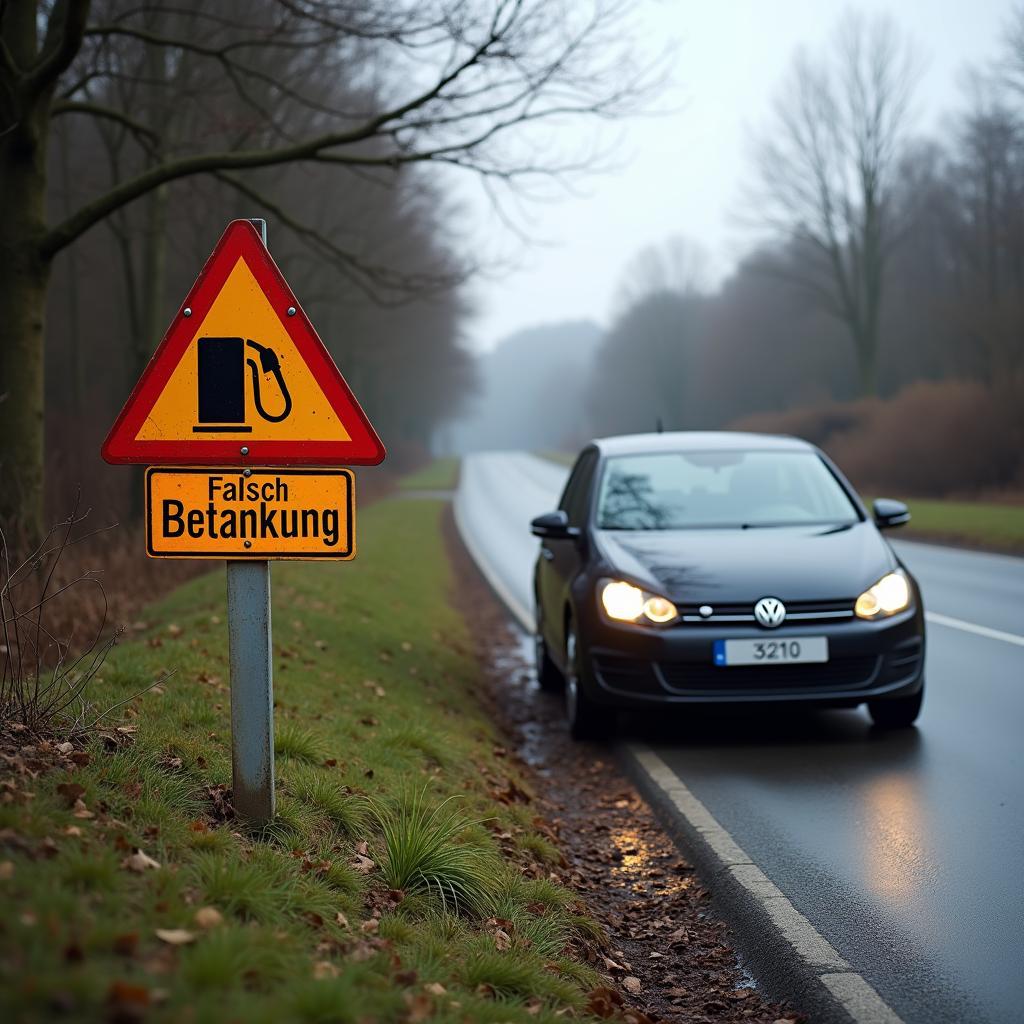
530, 432, 925, 739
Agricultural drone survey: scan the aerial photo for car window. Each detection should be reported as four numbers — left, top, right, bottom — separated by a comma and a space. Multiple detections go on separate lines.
559, 451, 598, 527
595, 450, 859, 530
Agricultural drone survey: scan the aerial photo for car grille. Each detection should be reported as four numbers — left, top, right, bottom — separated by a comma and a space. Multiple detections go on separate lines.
679, 599, 855, 624
657, 655, 881, 695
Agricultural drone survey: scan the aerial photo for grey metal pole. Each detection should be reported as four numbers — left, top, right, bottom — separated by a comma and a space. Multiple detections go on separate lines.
226, 216, 275, 824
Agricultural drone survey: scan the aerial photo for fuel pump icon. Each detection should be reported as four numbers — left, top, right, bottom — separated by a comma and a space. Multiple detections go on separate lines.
194, 336, 293, 432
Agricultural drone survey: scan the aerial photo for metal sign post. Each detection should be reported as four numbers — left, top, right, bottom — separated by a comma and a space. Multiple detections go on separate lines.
227, 557, 275, 822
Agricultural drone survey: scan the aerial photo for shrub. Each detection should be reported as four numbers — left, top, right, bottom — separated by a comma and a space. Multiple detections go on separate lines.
0, 501, 122, 732
732, 376, 1024, 498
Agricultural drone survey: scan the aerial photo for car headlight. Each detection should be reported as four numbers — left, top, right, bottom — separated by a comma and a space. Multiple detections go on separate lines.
600, 579, 678, 625
855, 571, 911, 619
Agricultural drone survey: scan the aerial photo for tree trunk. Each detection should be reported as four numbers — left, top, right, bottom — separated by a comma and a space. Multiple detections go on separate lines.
855, 329, 879, 398
0, 115, 51, 537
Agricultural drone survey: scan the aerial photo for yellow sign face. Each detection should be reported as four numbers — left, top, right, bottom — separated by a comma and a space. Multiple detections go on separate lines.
146, 468, 355, 560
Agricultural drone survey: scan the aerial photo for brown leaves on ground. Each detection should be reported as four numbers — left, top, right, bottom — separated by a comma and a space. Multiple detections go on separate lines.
154, 928, 195, 946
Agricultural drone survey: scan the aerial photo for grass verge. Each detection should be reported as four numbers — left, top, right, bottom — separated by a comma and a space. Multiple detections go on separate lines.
396, 458, 460, 491
870, 496, 1024, 553
0, 496, 604, 1023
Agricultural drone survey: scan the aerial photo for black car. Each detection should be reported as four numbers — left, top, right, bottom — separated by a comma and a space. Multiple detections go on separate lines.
530, 432, 925, 739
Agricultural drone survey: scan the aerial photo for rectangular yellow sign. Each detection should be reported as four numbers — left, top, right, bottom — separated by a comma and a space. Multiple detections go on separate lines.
145, 468, 354, 560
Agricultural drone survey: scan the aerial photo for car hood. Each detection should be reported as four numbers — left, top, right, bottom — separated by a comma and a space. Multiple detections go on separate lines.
594, 522, 896, 604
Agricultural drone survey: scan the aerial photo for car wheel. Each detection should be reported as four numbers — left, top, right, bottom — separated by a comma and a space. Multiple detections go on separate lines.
565, 623, 614, 741
868, 683, 924, 729
534, 612, 565, 692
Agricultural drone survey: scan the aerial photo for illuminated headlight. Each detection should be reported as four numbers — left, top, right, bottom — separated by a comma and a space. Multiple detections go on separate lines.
855, 571, 911, 619
600, 580, 678, 625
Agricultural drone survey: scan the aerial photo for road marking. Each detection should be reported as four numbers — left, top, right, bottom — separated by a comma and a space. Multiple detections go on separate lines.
628, 745, 905, 1024
925, 611, 1024, 647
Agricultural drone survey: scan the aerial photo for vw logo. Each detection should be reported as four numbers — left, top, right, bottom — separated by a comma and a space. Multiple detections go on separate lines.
754, 597, 786, 628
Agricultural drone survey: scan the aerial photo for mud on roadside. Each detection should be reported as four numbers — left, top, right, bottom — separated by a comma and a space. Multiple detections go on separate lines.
444, 509, 806, 1024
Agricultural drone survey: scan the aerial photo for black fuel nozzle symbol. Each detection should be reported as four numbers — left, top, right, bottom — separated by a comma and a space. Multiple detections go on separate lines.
245, 339, 292, 423
194, 336, 292, 432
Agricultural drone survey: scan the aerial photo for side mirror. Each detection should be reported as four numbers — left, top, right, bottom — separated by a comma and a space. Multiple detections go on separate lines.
873, 498, 910, 530
530, 510, 580, 540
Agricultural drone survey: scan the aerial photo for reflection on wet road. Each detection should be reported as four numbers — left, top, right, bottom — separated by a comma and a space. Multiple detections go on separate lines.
456, 451, 1024, 1024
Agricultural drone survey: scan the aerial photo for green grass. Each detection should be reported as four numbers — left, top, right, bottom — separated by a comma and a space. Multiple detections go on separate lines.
0, 496, 599, 1023
868, 495, 1024, 552
396, 457, 460, 491
373, 789, 498, 916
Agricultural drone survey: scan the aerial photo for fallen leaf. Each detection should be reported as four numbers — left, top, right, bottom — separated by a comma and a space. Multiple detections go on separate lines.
493, 929, 512, 951
72, 798, 94, 819
335, 912, 350, 929
423, 982, 446, 996
55, 782, 85, 807
122, 849, 161, 873
313, 960, 339, 979
106, 980, 150, 1012
193, 907, 223, 929
351, 853, 375, 874
623, 976, 642, 995
0, 861, 13, 880
155, 928, 195, 945
113, 933, 139, 956
63, 825, 83, 837
404, 992, 433, 1022
57, 742, 74, 755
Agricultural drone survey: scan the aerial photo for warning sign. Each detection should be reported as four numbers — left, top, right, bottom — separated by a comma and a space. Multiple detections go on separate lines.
102, 220, 384, 466
146, 468, 354, 560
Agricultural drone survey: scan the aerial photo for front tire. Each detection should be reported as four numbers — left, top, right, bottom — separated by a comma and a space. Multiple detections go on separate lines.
534, 614, 564, 693
565, 624, 614, 741
868, 683, 924, 729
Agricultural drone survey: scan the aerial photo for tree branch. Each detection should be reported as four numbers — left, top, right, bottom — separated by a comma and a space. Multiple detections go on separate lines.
24, 0, 92, 99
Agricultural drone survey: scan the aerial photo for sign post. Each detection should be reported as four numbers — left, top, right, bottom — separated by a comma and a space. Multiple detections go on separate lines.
102, 216, 384, 826
227, 557, 274, 821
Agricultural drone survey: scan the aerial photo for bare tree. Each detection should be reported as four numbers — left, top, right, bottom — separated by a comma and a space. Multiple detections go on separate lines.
746, 10, 918, 397
611, 235, 709, 316
0, 0, 659, 533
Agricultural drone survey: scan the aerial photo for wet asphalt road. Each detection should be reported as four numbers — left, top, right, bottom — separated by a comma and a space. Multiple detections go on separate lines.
455, 451, 1024, 1024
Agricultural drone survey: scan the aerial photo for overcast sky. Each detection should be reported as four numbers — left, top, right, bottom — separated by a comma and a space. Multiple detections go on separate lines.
463, 0, 1012, 352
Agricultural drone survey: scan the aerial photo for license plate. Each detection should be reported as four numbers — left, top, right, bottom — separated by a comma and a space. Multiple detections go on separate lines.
713, 637, 828, 666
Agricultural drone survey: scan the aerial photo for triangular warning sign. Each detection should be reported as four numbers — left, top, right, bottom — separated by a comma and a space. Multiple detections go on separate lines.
102, 220, 385, 466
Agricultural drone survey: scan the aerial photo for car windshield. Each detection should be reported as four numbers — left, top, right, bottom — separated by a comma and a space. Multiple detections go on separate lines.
595, 450, 860, 530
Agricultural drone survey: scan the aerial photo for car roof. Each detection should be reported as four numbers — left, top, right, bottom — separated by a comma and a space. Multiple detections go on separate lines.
591, 430, 815, 457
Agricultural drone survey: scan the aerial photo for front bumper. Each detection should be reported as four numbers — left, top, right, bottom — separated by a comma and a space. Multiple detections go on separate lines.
576, 603, 925, 708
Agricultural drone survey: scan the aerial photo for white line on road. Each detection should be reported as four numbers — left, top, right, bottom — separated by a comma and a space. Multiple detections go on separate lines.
629, 745, 905, 1024
925, 611, 1024, 647
452, 493, 533, 631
